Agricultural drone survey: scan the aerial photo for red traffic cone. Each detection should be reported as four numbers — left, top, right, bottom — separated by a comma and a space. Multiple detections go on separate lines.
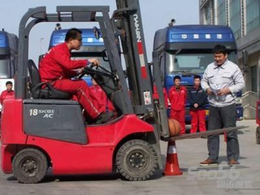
224, 131, 227, 142
164, 140, 183, 176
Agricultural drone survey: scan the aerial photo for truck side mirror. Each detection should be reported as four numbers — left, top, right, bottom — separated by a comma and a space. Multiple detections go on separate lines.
242, 50, 248, 66
93, 26, 101, 40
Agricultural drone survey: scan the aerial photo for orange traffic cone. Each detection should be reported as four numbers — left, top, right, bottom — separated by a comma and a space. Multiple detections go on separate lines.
164, 140, 183, 176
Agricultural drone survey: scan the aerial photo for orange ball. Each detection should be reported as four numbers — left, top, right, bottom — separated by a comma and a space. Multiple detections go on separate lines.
168, 119, 181, 136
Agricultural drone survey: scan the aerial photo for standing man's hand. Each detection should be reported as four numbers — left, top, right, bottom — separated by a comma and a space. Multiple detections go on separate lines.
217, 88, 231, 96
206, 88, 213, 95
88, 58, 100, 66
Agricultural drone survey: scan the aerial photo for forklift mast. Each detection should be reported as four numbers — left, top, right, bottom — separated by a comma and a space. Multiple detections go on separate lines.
114, 0, 152, 113
113, 0, 170, 137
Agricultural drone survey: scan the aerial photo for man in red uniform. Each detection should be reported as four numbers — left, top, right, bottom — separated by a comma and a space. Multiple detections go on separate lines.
90, 78, 115, 112
39, 28, 113, 124
0, 81, 14, 105
168, 76, 187, 134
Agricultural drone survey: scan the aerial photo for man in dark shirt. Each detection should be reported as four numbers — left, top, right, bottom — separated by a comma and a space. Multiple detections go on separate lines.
188, 75, 207, 133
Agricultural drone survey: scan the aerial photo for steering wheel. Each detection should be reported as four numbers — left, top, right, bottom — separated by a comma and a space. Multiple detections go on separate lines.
77, 63, 117, 81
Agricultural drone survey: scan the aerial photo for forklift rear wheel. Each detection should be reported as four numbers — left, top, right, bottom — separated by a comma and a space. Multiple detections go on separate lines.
256, 127, 260, 144
116, 139, 158, 181
12, 148, 48, 184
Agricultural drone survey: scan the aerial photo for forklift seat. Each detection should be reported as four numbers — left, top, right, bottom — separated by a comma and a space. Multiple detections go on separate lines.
28, 59, 72, 99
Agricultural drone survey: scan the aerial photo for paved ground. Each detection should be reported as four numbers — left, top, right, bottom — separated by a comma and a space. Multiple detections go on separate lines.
0, 120, 259, 195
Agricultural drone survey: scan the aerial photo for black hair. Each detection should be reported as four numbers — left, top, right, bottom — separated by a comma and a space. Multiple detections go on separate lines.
173, 75, 181, 81
65, 28, 82, 42
213, 45, 227, 55
194, 75, 201, 80
6, 81, 12, 86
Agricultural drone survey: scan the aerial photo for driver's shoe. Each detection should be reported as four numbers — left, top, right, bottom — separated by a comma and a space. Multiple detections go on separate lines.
95, 112, 114, 124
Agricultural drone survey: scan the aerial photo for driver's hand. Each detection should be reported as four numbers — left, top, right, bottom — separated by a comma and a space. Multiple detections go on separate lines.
88, 58, 100, 66
78, 67, 85, 74
217, 88, 231, 96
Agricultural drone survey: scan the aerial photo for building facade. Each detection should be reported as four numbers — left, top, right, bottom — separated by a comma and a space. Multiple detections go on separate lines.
199, 0, 260, 118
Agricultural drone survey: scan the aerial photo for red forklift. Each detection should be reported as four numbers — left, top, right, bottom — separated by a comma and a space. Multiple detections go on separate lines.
1, 0, 244, 184
1, 1, 171, 183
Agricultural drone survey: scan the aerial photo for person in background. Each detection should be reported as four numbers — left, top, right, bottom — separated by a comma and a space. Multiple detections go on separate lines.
200, 45, 245, 166
188, 75, 207, 134
90, 78, 115, 112
168, 75, 187, 135
0, 81, 15, 105
153, 85, 169, 109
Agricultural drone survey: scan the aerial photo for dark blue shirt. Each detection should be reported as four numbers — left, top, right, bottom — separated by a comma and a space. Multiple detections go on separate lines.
188, 85, 207, 110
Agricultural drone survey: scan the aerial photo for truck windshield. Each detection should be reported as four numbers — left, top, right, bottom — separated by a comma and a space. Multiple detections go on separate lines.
166, 50, 237, 74
0, 56, 10, 78
72, 56, 110, 70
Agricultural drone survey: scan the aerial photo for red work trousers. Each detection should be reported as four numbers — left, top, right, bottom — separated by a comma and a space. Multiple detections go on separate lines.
190, 110, 206, 133
170, 109, 186, 135
53, 79, 105, 119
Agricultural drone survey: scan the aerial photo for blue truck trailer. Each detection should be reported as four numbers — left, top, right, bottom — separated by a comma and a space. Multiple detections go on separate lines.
153, 25, 243, 123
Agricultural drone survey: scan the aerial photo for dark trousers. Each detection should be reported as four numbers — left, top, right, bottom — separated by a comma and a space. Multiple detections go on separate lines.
207, 104, 239, 161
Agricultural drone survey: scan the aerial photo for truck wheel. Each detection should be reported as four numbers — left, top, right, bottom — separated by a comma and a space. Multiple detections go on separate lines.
12, 148, 48, 184
256, 127, 260, 144
116, 139, 158, 181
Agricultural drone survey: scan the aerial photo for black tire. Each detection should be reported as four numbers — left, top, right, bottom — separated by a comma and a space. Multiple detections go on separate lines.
256, 127, 260, 144
12, 148, 48, 184
116, 139, 158, 181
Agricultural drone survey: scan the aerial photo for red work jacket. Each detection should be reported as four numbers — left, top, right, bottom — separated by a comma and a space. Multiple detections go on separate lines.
0, 90, 14, 105
153, 86, 169, 108
39, 42, 88, 82
90, 85, 114, 111
168, 85, 187, 111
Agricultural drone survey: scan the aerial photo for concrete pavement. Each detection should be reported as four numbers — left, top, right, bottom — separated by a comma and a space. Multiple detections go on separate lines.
0, 120, 259, 195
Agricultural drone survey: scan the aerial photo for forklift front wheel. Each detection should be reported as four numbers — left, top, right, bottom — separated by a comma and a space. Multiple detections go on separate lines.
116, 139, 158, 181
256, 127, 260, 144
12, 148, 48, 184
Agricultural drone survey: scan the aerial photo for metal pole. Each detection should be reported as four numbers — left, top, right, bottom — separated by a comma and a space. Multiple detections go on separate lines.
40, 38, 44, 54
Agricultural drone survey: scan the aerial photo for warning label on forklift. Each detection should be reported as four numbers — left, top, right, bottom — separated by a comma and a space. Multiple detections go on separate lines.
143, 91, 151, 105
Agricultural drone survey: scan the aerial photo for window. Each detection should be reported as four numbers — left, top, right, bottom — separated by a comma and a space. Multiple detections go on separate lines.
230, 0, 241, 39
205, 4, 212, 24
246, 0, 260, 33
217, 0, 226, 25
251, 65, 257, 92
159, 54, 165, 85
0, 56, 11, 78
165, 49, 237, 75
